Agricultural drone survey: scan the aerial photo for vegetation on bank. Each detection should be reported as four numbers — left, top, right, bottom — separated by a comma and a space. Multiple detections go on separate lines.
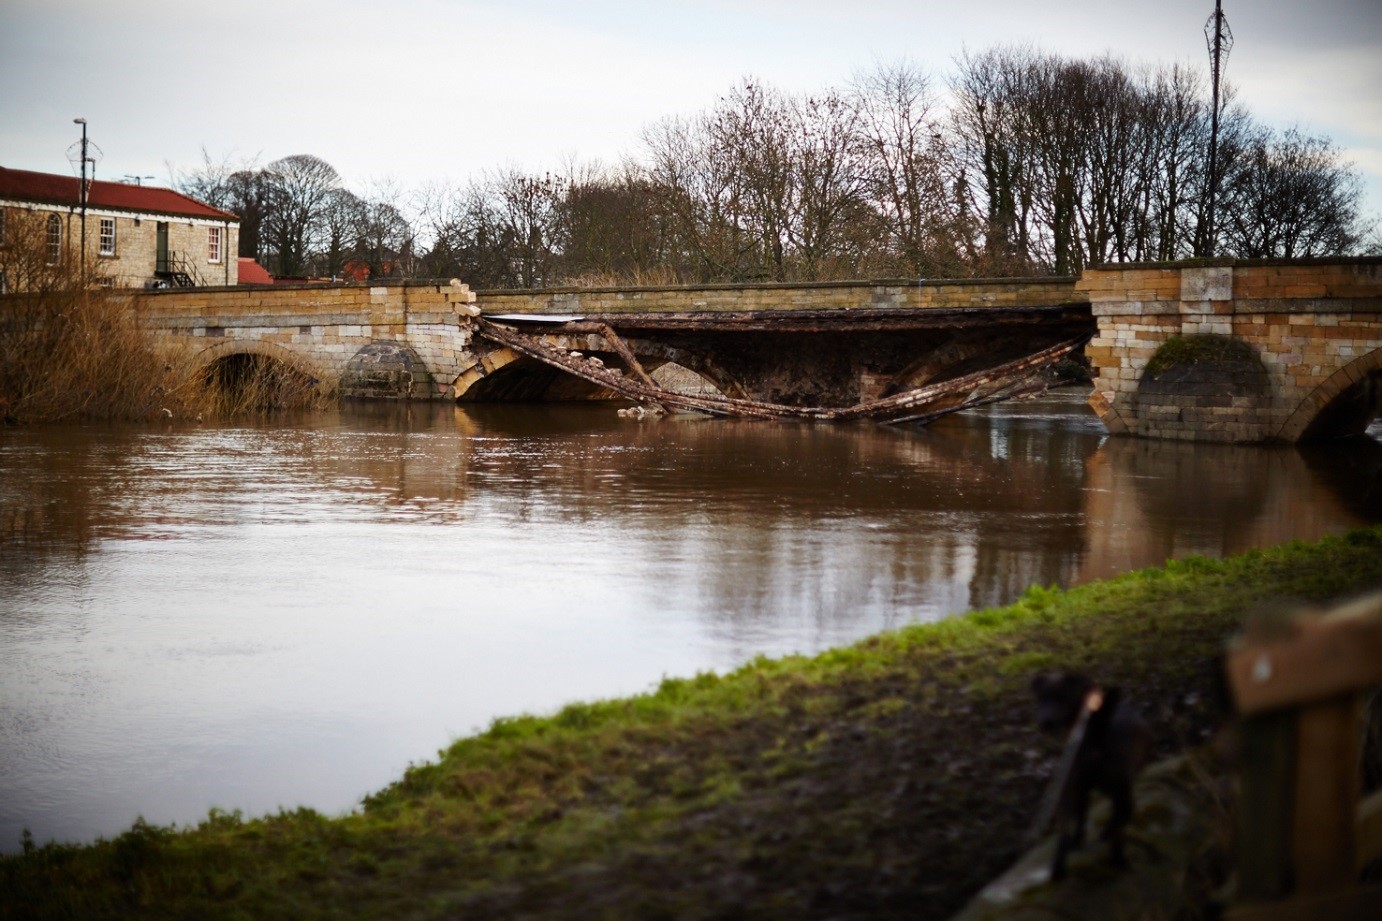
0, 213, 329, 425
4, 527, 1382, 920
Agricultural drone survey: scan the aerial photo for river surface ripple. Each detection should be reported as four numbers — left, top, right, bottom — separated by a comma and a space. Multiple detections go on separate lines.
2, 394, 1379, 852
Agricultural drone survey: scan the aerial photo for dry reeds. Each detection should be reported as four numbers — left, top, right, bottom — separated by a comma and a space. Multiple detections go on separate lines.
198, 352, 335, 418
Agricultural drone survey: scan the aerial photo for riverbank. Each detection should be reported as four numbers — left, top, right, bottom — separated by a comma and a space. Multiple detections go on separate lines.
4, 526, 1382, 920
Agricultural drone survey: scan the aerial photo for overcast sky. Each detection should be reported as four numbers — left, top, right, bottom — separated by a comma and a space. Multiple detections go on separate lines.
3, 0, 1380, 219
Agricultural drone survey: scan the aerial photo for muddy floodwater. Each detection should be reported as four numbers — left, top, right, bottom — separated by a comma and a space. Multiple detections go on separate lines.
2, 393, 1379, 852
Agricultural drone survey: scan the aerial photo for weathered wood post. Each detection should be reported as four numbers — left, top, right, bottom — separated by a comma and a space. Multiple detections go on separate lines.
1224, 591, 1382, 918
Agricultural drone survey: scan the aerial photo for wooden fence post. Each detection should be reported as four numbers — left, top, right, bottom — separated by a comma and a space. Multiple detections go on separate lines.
1224, 592, 1382, 919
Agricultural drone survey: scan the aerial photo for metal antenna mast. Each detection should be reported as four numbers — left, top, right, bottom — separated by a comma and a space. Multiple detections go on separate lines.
1203, 0, 1233, 257
74, 118, 89, 274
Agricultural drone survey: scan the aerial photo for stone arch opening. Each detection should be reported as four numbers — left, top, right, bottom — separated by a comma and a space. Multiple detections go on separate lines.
647, 360, 726, 398
453, 348, 621, 403
201, 349, 323, 412
1283, 348, 1382, 442
190, 339, 325, 383
625, 343, 745, 400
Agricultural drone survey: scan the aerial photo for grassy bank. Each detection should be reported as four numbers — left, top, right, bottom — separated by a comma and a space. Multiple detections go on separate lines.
5, 527, 1382, 920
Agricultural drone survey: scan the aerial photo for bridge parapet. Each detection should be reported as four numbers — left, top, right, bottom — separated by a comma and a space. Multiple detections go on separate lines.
1082, 258, 1382, 442
474, 276, 1081, 315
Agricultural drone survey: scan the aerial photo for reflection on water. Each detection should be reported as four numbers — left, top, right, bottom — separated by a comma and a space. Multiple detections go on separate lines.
1, 394, 1378, 852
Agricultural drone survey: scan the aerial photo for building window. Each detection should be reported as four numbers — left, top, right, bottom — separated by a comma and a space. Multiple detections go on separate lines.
207, 226, 222, 263
0, 208, 7, 246
99, 217, 116, 256
46, 214, 62, 264
97, 276, 115, 288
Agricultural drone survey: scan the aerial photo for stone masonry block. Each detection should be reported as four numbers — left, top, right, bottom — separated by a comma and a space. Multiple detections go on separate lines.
1182, 267, 1232, 303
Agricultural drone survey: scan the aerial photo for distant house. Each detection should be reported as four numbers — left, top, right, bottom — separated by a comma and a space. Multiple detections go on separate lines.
339, 259, 400, 283
0, 165, 239, 291
237, 256, 274, 285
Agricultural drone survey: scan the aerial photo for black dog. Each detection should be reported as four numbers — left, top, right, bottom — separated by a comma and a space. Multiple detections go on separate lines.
1030, 672, 1153, 880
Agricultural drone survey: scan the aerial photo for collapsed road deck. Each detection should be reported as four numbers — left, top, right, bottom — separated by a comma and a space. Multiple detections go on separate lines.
469, 305, 1093, 425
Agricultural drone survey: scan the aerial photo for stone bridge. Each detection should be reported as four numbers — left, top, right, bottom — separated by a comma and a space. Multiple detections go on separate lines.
124, 257, 1382, 441
1082, 258, 1382, 442
131, 277, 1090, 420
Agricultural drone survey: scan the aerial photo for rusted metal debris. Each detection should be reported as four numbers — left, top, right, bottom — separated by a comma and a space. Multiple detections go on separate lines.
470, 316, 1088, 426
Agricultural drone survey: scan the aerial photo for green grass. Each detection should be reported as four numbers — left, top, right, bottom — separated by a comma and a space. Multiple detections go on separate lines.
4, 527, 1381, 920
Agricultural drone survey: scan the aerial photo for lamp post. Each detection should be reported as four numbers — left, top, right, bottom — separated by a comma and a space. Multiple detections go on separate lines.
73, 118, 89, 274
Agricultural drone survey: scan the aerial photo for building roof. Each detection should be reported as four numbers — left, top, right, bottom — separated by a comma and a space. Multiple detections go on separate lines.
237, 257, 274, 285
0, 166, 239, 222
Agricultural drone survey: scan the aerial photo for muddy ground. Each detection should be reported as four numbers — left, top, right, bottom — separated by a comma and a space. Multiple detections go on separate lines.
435, 649, 1229, 920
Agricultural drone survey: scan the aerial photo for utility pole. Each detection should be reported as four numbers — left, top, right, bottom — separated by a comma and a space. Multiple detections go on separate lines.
1203, 1, 1233, 258
73, 117, 89, 274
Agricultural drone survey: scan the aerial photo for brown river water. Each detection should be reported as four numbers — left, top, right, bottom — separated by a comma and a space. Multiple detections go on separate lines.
1, 392, 1379, 852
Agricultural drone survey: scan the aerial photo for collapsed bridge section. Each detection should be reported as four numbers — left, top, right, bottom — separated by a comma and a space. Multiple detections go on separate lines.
460, 303, 1094, 424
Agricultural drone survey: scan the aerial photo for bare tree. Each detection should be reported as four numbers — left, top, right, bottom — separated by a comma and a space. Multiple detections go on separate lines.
317, 188, 366, 278
554, 160, 682, 283
260, 154, 342, 277
1218, 127, 1366, 258
851, 61, 967, 276
354, 178, 416, 279
951, 46, 1042, 274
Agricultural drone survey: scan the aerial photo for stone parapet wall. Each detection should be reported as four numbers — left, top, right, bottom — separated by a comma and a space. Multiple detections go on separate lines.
1081, 259, 1382, 442
476, 276, 1081, 314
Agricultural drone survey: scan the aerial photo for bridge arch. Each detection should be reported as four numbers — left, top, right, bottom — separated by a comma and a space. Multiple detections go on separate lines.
1277, 347, 1382, 442
623, 342, 745, 400
451, 347, 522, 400
451, 341, 745, 403
187, 339, 327, 385
452, 346, 624, 402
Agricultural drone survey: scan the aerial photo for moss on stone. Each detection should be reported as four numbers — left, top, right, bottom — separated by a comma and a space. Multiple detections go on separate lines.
1145, 334, 1263, 378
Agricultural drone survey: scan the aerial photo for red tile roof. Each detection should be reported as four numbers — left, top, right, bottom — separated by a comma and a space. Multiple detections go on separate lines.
0, 166, 238, 221
237, 257, 274, 285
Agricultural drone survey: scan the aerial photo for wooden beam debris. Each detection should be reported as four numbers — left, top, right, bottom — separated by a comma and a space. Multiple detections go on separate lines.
470, 316, 1088, 426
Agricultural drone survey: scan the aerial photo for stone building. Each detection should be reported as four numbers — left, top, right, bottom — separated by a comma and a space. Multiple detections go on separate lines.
0, 165, 239, 291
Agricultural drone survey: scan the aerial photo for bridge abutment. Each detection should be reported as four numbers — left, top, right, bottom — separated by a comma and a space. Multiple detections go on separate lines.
1082, 259, 1382, 443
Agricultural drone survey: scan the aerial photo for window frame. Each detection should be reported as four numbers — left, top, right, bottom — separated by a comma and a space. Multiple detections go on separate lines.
45, 214, 62, 264
207, 226, 222, 264
99, 217, 116, 256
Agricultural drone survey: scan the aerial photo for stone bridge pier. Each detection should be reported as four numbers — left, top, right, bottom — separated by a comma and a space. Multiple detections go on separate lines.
1082, 259, 1382, 443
